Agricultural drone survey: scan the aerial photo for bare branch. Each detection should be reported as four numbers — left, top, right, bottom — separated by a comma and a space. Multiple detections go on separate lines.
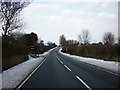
78, 30, 91, 44
0, 0, 30, 35
102, 32, 115, 45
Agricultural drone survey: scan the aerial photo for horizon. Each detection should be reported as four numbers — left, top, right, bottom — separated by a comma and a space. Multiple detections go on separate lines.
0, 0, 119, 45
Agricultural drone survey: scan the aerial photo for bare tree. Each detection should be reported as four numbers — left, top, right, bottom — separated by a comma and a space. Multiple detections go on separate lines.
0, 0, 30, 35
59, 35, 67, 47
67, 40, 79, 46
102, 32, 115, 45
78, 30, 91, 44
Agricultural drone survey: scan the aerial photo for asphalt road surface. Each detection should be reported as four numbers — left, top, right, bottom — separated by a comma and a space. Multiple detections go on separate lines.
19, 47, 120, 89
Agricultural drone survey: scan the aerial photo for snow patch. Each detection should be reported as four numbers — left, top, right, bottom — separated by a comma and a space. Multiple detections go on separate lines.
1, 48, 55, 88
59, 48, 120, 75
2, 57, 43, 88
39, 47, 56, 57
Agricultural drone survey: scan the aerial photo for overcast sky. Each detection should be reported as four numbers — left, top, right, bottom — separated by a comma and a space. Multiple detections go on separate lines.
22, 0, 119, 44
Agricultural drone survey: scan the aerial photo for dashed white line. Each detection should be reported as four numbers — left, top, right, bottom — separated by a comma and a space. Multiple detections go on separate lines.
60, 61, 63, 64
56, 54, 92, 90
56, 55, 60, 61
64, 65, 72, 72
76, 76, 92, 90
55, 55, 64, 64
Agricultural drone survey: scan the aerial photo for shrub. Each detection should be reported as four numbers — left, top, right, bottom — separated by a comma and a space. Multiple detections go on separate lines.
2, 35, 29, 70
62, 42, 120, 62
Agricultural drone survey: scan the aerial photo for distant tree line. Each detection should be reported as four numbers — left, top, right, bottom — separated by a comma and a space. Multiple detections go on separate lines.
60, 30, 120, 62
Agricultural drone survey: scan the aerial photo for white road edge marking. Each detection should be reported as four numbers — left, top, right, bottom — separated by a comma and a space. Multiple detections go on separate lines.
16, 59, 46, 90
76, 76, 92, 90
64, 65, 71, 72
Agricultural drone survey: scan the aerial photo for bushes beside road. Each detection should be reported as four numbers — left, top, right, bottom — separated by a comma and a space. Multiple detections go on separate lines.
2, 35, 29, 70
2, 32, 57, 71
60, 34, 120, 62
61, 44, 120, 62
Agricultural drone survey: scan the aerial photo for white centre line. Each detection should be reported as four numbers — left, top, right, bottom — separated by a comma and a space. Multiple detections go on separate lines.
56, 55, 64, 65
64, 65, 72, 72
56, 54, 92, 89
76, 76, 92, 90
60, 61, 63, 64
56, 55, 60, 61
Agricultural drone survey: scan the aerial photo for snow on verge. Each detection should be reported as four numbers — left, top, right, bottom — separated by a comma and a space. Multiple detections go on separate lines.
1, 48, 55, 88
2, 57, 43, 88
59, 48, 120, 75
39, 47, 56, 57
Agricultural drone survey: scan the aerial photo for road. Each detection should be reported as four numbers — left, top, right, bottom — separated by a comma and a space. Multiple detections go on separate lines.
19, 47, 119, 89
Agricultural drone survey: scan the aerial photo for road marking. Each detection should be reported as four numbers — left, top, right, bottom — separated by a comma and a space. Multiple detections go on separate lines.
56, 54, 92, 90
60, 61, 63, 64
56, 55, 60, 61
76, 76, 92, 90
64, 65, 71, 72
16, 59, 46, 89
55, 55, 64, 65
